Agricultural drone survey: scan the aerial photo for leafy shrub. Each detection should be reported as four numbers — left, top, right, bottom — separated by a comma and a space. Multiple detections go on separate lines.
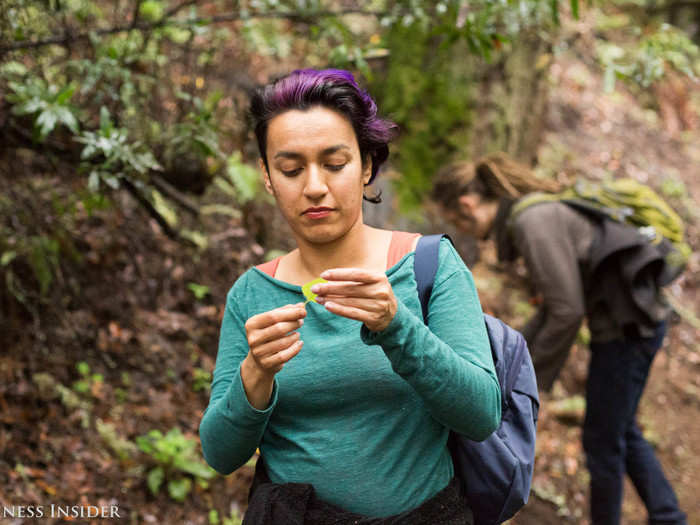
136, 428, 216, 502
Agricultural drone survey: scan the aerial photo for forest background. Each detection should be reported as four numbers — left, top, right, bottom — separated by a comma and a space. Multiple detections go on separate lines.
1, 1, 700, 524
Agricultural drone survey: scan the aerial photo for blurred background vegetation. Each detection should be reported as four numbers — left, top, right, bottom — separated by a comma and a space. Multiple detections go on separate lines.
1, 1, 699, 523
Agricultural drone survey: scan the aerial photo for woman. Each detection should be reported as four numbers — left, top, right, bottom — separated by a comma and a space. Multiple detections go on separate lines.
199, 69, 501, 523
431, 153, 687, 525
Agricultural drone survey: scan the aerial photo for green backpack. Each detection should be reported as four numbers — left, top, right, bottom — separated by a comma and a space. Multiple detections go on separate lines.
511, 178, 691, 283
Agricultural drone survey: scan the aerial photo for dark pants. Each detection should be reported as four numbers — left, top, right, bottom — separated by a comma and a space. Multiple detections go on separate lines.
582, 323, 686, 525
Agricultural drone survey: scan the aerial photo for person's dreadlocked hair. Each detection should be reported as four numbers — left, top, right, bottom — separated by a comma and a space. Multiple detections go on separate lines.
431, 152, 561, 208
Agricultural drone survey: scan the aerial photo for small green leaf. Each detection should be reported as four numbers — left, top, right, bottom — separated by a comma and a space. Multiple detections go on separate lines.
135, 435, 154, 454
167, 477, 191, 502
164, 26, 191, 44
200, 204, 242, 218
570, 0, 579, 19
76, 361, 90, 377
1, 251, 17, 266
188, 282, 210, 300
147, 467, 164, 495
72, 380, 90, 393
99, 106, 113, 134
139, 0, 165, 22
55, 83, 76, 105
0, 61, 28, 76
301, 277, 328, 305
181, 230, 208, 250
603, 66, 617, 93
151, 190, 178, 227
54, 106, 79, 133
104, 176, 120, 189
88, 171, 100, 192
36, 110, 58, 138
175, 459, 216, 479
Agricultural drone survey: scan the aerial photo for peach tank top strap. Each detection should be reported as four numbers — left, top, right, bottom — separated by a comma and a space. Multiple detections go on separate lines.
255, 231, 421, 277
386, 231, 421, 269
256, 257, 281, 277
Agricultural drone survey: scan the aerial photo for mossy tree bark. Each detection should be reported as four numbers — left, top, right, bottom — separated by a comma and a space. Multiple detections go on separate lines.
466, 30, 553, 166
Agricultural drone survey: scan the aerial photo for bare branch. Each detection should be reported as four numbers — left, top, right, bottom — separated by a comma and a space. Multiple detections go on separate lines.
150, 174, 200, 217
121, 177, 184, 242
130, 0, 142, 29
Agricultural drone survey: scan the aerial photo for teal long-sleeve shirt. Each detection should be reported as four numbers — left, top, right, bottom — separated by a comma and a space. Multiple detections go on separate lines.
199, 237, 501, 517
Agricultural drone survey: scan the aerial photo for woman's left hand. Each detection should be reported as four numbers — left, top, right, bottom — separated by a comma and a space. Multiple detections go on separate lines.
311, 268, 397, 332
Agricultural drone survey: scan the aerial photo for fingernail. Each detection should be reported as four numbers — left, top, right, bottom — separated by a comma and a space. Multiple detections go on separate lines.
310, 285, 320, 293
299, 319, 304, 325
320, 270, 330, 279
316, 297, 326, 305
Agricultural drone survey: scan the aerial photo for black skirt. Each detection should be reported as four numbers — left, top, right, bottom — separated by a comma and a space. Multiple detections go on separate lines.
243, 457, 474, 525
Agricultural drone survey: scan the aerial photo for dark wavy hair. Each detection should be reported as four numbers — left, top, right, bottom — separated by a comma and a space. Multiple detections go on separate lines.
249, 69, 398, 203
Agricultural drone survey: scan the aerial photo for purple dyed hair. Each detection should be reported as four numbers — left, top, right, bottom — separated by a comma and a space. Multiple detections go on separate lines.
249, 69, 398, 202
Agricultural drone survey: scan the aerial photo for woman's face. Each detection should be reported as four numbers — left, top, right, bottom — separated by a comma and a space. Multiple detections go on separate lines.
442, 193, 495, 240
261, 106, 372, 244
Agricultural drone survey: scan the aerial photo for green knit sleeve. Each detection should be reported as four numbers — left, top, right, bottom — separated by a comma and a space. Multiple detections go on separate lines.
361, 238, 501, 440
199, 280, 279, 474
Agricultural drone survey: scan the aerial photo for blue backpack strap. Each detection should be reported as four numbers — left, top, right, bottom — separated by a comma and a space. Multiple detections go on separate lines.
415, 232, 539, 524
414, 234, 452, 324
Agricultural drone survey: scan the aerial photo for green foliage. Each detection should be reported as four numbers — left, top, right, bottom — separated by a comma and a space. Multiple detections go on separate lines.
372, 20, 473, 215
242, 19, 293, 58
187, 282, 210, 300
2, 0, 697, 302
661, 177, 688, 200
27, 235, 61, 296
0, 181, 87, 306
76, 361, 90, 377
96, 418, 139, 461
191, 367, 212, 393
6, 75, 79, 140
139, 0, 165, 22
370, 0, 566, 213
181, 230, 209, 250
151, 189, 178, 226
71, 361, 104, 396
165, 91, 225, 167
208, 509, 243, 525
217, 153, 269, 206
31, 372, 92, 427
598, 23, 700, 91
66, 54, 154, 110
223, 509, 243, 525
136, 428, 216, 502
76, 107, 162, 192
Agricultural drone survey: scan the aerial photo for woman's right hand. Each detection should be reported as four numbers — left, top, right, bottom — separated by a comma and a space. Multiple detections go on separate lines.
240, 302, 306, 409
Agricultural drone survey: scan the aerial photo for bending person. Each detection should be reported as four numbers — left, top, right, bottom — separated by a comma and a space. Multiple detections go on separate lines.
431, 153, 687, 525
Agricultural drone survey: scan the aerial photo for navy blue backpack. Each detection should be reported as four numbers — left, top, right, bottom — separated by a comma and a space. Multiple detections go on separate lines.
414, 234, 539, 525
